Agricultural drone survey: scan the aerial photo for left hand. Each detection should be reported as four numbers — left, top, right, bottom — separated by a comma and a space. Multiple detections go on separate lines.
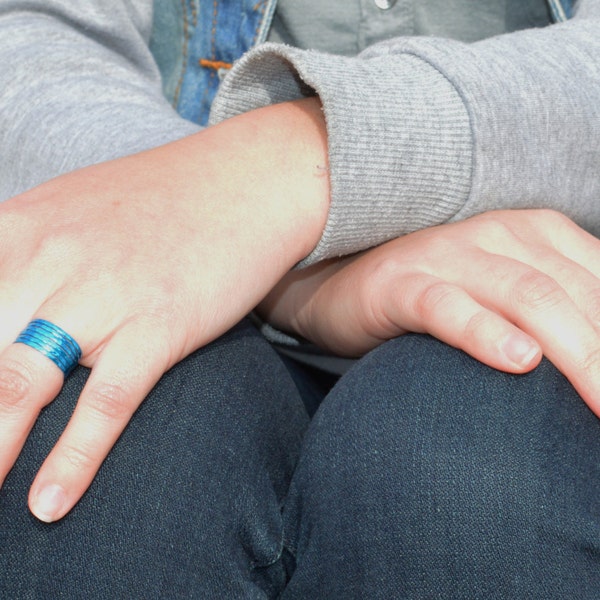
259, 209, 600, 418
0, 98, 329, 522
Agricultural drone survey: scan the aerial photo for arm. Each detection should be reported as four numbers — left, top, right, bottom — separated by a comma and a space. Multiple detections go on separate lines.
211, 0, 600, 266
0, 96, 329, 523
0, 0, 200, 199
0, 0, 330, 522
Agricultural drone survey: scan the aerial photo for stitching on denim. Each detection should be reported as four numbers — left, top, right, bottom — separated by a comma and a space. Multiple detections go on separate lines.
252, 0, 267, 46
198, 0, 219, 113
173, 0, 191, 108
210, 0, 218, 59
190, 0, 198, 26
255, 0, 277, 44
199, 58, 232, 70
547, 0, 568, 21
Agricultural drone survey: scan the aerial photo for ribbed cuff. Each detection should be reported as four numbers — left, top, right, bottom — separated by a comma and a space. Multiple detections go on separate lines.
210, 42, 472, 266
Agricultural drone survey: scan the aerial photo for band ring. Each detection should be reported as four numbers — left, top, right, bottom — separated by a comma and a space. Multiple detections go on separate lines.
15, 319, 82, 377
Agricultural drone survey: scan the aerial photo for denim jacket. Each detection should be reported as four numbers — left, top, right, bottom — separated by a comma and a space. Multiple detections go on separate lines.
150, 0, 575, 126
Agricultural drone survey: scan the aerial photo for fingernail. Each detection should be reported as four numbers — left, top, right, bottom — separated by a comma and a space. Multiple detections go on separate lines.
501, 335, 539, 368
32, 484, 66, 523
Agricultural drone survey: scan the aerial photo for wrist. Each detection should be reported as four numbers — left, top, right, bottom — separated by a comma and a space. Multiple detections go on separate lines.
195, 97, 330, 269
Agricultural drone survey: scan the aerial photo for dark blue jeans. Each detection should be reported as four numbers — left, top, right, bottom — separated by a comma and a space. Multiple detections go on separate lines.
1, 320, 600, 598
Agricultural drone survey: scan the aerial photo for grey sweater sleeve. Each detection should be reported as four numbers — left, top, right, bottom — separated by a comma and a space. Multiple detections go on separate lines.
0, 0, 201, 200
210, 0, 600, 266
2, 2, 599, 270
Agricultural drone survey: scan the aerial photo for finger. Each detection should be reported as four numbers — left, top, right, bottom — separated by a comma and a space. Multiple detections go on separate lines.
0, 279, 54, 348
511, 244, 600, 333
0, 343, 64, 488
28, 320, 171, 522
533, 211, 600, 282
465, 254, 600, 415
388, 273, 542, 373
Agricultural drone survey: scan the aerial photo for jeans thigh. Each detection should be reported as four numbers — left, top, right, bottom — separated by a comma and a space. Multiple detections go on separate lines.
0, 319, 309, 600
282, 334, 600, 599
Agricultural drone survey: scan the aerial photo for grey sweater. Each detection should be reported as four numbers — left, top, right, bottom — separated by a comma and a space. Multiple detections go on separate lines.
1, 1, 599, 267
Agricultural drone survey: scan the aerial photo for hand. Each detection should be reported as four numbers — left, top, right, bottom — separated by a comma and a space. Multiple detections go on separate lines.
0, 98, 329, 522
260, 209, 600, 417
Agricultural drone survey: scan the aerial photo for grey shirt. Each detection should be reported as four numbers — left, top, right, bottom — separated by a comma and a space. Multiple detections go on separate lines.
269, 0, 551, 52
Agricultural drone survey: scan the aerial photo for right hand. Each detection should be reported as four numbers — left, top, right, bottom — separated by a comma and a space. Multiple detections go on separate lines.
259, 209, 600, 417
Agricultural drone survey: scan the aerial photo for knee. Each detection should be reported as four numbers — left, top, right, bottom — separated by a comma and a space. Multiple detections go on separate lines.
301, 334, 592, 474
283, 335, 600, 588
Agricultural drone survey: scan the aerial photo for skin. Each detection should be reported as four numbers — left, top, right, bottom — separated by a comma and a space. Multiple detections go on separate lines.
0, 97, 329, 522
1, 96, 600, 523
260, 209, 600, 416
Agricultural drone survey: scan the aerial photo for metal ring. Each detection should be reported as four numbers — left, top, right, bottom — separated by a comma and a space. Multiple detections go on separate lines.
15, 319, 82, 376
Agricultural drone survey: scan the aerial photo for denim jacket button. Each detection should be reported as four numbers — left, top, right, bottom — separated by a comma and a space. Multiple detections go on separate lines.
374, 0, 397, 9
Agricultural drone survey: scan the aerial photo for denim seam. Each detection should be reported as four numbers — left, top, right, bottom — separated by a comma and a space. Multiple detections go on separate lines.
199, 0, 219, 111
252, 1, 267, 46
172, 0, 193, 109
547, 0, 569, 21
255, 0, 278, 45
250, 544, 284, 571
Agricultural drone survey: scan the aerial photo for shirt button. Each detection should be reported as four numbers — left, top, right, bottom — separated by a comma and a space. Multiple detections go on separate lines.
374, 0, 397, 9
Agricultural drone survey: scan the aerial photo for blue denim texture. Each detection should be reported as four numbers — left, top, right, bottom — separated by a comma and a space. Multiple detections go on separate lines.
548, 0, 575, 20
150, 0, 573, 126
150, 0, 276, 125
1, 326, 599, 598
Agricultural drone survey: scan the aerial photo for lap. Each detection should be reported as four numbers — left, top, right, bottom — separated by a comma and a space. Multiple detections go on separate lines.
283, 334, 600, 598
3, 329, 600, 599
0, 320, 308, 599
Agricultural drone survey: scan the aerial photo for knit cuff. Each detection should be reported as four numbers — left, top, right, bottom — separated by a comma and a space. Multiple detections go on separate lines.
210, 42, 472, 266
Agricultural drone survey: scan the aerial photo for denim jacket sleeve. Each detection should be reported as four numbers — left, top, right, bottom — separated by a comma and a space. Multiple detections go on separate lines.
0, 0, 201, 200
210, 0, 600, 266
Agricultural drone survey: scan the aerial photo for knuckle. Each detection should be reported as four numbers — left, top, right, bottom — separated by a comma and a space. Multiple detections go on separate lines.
514, 270, 565, 312
535, 210, 574, 244
576, 346, 600, 380
0, 362, 35, 409
536, 208, 569, 226
60, 443, 96, 472
584, 289, 600, 326
474, 213, 514, 238
86, 382, 133, 422
366, 257, 403, 289
462, 310, 491, 344
356, 258, 406, 333
416, 281, 457, 321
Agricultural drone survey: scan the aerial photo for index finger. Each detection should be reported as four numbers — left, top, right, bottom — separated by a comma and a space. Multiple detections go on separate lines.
28, 321, 170, 522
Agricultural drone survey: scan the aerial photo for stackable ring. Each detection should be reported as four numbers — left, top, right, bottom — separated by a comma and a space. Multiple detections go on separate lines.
14, 319, 82, 377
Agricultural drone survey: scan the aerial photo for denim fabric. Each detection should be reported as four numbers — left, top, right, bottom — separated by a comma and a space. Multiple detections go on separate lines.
150, 0, 276, 125
549, 0, 575, 20
0, 320, 309, 599
2, 330, 600, 598
282, 335, 600, 598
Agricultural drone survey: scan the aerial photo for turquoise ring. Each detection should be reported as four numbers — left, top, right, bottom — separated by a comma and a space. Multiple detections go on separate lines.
15, 319, 82, 376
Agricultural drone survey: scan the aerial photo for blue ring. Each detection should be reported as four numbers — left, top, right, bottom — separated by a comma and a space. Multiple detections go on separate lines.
15, 319, 82, 376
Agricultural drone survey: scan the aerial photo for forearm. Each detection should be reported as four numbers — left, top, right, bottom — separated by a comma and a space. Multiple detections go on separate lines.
10, 96, 330, 279
180, 97, 330, 272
